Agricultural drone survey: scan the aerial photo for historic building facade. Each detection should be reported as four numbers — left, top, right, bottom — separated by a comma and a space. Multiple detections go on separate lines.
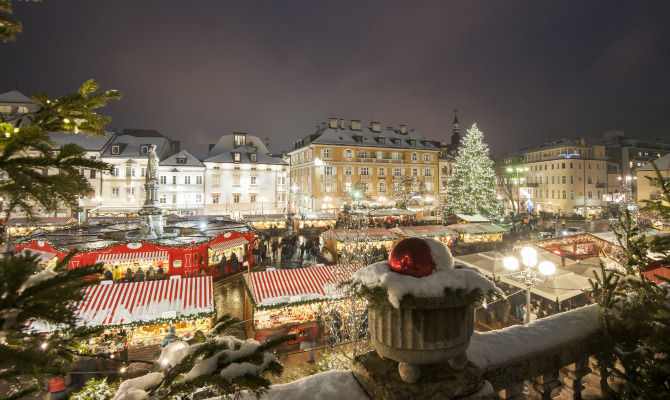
288, 118, 440, 214
202, 133, 288, 217
496, 138, 608, 217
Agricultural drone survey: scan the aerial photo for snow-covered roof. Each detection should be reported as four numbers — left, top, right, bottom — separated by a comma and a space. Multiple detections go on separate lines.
291, 123, 439, 152
0, 90, 32, 103
47, 131, 115, 151
454, 214, 490, 223
390, 225, 458, 238
321, 228, 398, 242
159, 150, 205, 167
447, 223, 508, 234
102, 133, 170, 158
637, 152, 670, 171
244, 264, 364, 307
204, 146, 286, 165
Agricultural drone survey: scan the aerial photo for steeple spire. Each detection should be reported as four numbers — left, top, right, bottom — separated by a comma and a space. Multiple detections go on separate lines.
452, 109, 459, 135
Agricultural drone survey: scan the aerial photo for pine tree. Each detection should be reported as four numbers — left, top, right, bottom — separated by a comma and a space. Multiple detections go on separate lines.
445, 123, 502, 218
0, 79, 119, 221
590, 161, 670, 398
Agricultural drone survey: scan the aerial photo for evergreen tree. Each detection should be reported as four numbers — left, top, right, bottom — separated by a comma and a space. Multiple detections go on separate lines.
0, 79, 119, 221
591, 161, 670, 398
445, 123, 502, 217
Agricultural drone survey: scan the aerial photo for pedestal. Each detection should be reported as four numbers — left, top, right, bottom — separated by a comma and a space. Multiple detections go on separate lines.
352, 351, 492, 400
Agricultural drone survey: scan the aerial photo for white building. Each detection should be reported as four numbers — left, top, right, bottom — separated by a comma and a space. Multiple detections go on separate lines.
158, 150, 206, 215
203, 133, 288, 217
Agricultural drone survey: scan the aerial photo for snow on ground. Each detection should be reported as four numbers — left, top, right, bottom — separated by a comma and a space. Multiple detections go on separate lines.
466, 303, 601, 368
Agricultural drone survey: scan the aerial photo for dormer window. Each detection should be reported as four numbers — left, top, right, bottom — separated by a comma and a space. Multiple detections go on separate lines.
233, 152, 241, 162
250, 153, 257, 162
409, 139, 417, 146
140, 145, 149, 155
353, 135, 363, 142
176, 157, 187, 164
377, 137, 385, 144
234, 133, 247, 147
392, 138, 401, 145
111, 145, 120, 155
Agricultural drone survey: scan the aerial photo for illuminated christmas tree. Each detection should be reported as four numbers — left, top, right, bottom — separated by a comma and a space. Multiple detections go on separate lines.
445, 123, 502, 218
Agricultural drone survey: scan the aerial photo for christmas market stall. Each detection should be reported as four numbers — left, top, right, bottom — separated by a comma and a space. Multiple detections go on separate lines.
242, 214, 286, 231
390, 225, 458, 248
445, 214, 490, 225
296, 213, 338, 230
321, 228, 399, 263
6, 217, 77, 237
29, 276, 215, 350
14, 216, 255, 279
446, 223, 508, 252
243, 264, 364, 346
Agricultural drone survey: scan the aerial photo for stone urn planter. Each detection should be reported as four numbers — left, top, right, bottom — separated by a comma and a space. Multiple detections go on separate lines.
369, 295, 475, 383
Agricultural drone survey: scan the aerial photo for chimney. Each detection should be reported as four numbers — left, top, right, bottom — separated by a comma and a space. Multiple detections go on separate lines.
371, 121, 381, 133
339, 119, 345, 129
265, 137, 270, 148
351, 120, 361, 131
399, 124, 407, 134
329, 118, 338, 129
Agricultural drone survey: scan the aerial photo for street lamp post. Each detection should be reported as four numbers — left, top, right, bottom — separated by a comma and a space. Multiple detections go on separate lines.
503, 247, 556, 325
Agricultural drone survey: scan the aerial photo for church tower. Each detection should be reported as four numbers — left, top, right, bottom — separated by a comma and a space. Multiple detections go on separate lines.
449, 110, 461, 154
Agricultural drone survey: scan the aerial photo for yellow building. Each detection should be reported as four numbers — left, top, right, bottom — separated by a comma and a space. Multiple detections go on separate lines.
636, 153, 670, 207
288, 118, 440, 214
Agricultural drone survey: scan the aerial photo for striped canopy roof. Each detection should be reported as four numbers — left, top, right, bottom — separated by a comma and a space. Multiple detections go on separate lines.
95, 250, 169, 264
76, 276, 213, 326
245, 264, 363, 307
209, 237, 248, 252
17, 248, 59, 263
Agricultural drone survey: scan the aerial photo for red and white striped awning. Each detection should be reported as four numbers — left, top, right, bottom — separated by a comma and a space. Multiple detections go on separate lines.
95, 250, 169, 264
209, 237, 248, 252
245, 264, 364, 307
76, 276, 213, 326
17, 248, 58, 263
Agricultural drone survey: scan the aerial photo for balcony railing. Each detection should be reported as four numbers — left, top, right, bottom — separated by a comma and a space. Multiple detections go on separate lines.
357, 157, 405, 164
596, 182, 607, 188
523, 182, 539, 187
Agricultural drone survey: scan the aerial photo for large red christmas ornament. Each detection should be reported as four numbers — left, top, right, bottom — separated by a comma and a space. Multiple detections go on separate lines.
388, 238, 436, 278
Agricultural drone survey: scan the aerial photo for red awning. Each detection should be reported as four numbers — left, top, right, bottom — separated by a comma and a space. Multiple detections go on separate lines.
245, 264, 363, 307
95, 250, 169, 264
17, 248, 58, 263
209, 237, 248, 252
76, 276, 213, 326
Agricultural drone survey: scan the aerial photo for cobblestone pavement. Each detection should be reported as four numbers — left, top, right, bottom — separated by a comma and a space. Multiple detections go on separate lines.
213, 275, 247, 339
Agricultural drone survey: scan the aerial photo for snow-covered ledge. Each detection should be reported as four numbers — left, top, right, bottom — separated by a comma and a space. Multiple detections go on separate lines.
212, 304, 602, 400
469, 304, 602, 399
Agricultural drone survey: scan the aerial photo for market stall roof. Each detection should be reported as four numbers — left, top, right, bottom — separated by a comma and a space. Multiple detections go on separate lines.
301, 212, 338, 220
390, 225, 457, 238
456, 249, 592, 302
321, 228, 398, 242
77, 276, 213, 326
7, 217, 76, 227
242, 214, 285, 222
454, 214, 490, 223
244, 264, 364, 307
446, 223, 508, 234
208, 237, 248, 252
368, 208, 415, 217
95, 250, 169, 264
17, 248, 58, 263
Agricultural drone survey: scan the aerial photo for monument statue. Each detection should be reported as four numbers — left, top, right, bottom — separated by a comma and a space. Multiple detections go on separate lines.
147, 144, 159, 182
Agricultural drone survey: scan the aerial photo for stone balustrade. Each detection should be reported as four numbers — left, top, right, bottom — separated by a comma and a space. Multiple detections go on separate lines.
467, 304, 602, 399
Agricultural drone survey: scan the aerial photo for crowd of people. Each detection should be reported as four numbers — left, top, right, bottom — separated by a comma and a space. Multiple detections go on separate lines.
103, 264, 166, 283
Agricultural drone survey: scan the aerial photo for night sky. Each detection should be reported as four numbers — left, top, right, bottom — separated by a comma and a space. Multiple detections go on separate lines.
3, 1, 670, 156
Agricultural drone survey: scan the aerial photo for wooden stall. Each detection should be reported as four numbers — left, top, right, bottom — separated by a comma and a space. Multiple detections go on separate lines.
243, 264, 363, 345
6, 217, 77, 237
390, 225, 458, 248
321, 228, 399, 263
242, 214, 287, 230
